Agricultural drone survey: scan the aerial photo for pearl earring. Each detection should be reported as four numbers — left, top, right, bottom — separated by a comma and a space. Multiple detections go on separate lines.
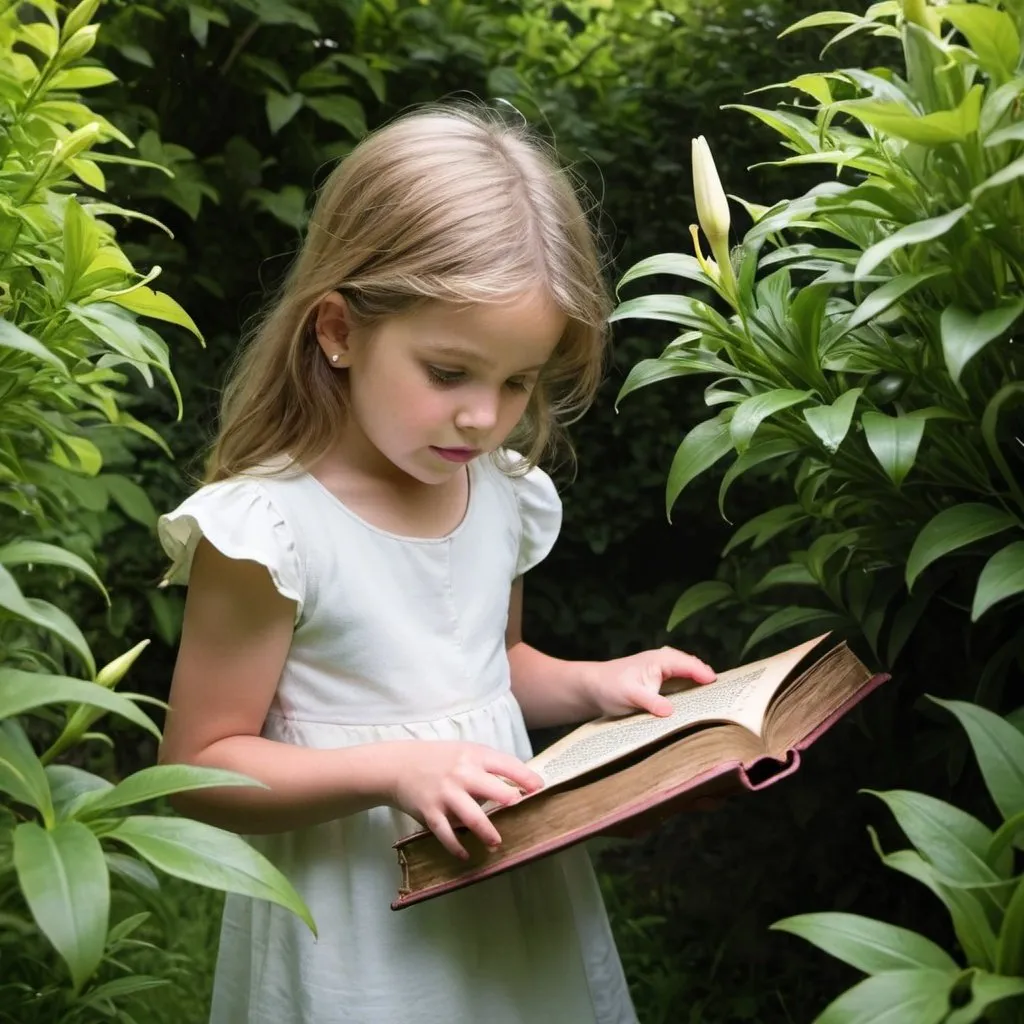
331, 354, 339, 364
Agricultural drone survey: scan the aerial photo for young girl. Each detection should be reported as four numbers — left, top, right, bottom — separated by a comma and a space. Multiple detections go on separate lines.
157, 104, 716, 1024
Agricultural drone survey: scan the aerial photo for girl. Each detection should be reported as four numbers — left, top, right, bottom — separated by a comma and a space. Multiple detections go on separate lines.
158, 104, 716, 1024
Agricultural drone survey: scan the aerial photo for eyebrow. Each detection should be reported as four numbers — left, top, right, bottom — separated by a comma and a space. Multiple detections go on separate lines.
426, 345, 547, 374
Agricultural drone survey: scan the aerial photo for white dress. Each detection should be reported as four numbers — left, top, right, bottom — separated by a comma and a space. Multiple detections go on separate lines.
158, 452, 637, 1024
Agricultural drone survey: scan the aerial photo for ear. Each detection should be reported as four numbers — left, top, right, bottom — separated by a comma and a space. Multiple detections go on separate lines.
313, 292, 354, 369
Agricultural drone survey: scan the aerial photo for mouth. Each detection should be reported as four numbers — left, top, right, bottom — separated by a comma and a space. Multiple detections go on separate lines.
430, 446, 481, 464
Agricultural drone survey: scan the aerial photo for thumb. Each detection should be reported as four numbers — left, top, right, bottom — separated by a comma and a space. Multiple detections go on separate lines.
631, 686, 674, 718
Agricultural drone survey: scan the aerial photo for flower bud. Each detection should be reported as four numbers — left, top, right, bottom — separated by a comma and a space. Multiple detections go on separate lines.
96, 638, 150, 688
902, 0, 939, 35
52, 122, 101, 165
60, 24, 99, 64
692, 136, 731, 253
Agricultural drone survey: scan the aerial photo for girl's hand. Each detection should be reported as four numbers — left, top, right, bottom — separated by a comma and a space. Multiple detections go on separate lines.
586, 647, 716, 719
387, 741, 543, 860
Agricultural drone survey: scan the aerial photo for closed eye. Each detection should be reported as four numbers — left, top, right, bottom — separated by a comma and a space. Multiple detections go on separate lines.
426, 365, 464, 387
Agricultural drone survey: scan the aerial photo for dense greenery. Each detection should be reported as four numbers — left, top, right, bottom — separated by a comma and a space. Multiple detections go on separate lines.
1, 0, 1020, 1021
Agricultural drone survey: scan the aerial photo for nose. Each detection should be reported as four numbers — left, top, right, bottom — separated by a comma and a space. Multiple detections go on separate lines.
454, 386, 501, 434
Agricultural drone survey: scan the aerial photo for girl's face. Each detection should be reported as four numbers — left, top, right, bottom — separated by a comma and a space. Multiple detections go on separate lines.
322, 290, 565, 486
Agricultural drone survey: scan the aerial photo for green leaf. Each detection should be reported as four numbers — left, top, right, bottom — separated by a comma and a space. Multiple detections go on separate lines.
906, 504, 1019, 590
718, 438, 795, 517
771, 912, 958, 974
844, 270, 947, 333
752, 561, 817, 592
0, 317, 67, 373
730, 389, 811, 451
62, 197, 99, 299
0, 540, 107, 600
723, 504, 807, 556
856, 204, 971, 278
946, 968, 1024, 1024
941, 301, 1024, 384
929, 700, 1024, 831
995, 879, 1024, 977
0, 720, 54, 825
71, 764, 263, 819
973, 154, 1024, 202
666, 413, 734, 518
666, 581, 734, 631
862, 411, 926, 487
0, 567, 95, 673
741, 608, 843, 658
839, 86, 983, 147
102, 474, 157, 528
14, 820, 108, 991
981, 383, 1024, 509
265, 90, 304, 134
609, 294, 718, 330
812, 969, 955, 1024
972, 542, 1024, 620
304, 94, 366, 138
107, 286, 203, 341
803, 388, 862, 453
779, 10, 863, 37
988, 811, 1024, 866
615, 353, 729, 408
866, 790, 1001, 885
0, 668, 160, 740
941, 5, 1021, 78
108, 816, 315, 934
616, 252, 712, 293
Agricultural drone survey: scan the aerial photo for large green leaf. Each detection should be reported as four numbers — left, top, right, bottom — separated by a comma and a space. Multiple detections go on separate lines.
866, 790, 1001, 887
0, 540, 107, 601
940, 301, 1024, 384
0, 720, 54, 826
666, 413, 734, 517
14, 820, 109, 992
0, 316, 67, 372
0, 566, 95, 673
722, 504, 807, 556
265, 90, 303, 134
929, 700, 1024, 827
803, 388, 862, 452
945, 968, 1024, 1024
107, 285, 203, 342
971, 155, 1024, 201
717, 438, 796, 517
862, 411, 926, 487
844, 270, 947, 334
71, 764, 263, 819
996, 879, 1024, 978
741, 607, 844, 658
941, 5, 1020, 77
772, 912, 958, 974
905, 504, 1019, 590
813, 969, 955, 1024
972, 542, 1024, 621
304, 94, 367, 138
730, 389, 811, 451
615, 351, 736, 408
666, 581, 734, 631
107, 816, 315, 934
0, 668, 160, 739
616, 252, 713, 293
855, 204, 971, 279
981, 383, 1024, 509
609, 293, 719, 331
840, 86, 983, 149
874, 838, 997, 968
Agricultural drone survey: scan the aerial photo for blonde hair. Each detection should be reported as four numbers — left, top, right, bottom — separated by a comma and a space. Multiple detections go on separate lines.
205, 103, 611, 483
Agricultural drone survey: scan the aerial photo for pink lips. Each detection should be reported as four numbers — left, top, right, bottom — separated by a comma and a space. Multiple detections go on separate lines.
431, 446, 480, 464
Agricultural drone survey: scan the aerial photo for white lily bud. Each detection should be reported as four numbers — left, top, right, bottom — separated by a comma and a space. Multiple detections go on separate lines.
96, 638, 150, 688
691, 136, 738, 303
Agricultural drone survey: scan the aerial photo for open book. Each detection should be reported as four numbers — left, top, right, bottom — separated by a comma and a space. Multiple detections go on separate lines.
392, 633, 888, 910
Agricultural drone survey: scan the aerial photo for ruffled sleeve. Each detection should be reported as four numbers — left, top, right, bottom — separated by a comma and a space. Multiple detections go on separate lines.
157, 478, 304, 621
508, 454, 563, 576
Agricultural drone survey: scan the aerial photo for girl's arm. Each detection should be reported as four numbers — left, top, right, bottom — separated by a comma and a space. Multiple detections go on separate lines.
506, 577, 717, 729
160, 541, 538, 849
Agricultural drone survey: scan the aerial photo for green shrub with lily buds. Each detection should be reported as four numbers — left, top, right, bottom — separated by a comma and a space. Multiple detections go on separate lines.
614, 0, 1024, 699
0, 1, 311, 1019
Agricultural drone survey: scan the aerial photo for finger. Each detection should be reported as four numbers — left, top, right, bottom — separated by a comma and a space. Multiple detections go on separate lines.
471, 773, 527, 809
657, 647, 716, 685
448, 791, 503, 850
425, 811, 470, 861
483, 753, 544, 794
627, 684, 674, 718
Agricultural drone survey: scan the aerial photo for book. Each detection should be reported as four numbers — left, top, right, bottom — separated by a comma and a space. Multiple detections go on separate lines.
392, 633, 888, 910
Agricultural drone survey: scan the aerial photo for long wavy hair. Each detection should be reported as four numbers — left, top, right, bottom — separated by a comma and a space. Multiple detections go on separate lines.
205, 103, 611, 483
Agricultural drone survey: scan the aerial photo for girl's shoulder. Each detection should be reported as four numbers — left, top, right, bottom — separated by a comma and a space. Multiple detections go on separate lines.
483, 449, 563, 577
156, 461, 311, 620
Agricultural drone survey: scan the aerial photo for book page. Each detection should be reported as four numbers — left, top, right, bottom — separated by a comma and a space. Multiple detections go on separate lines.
526, 633, 830, 789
